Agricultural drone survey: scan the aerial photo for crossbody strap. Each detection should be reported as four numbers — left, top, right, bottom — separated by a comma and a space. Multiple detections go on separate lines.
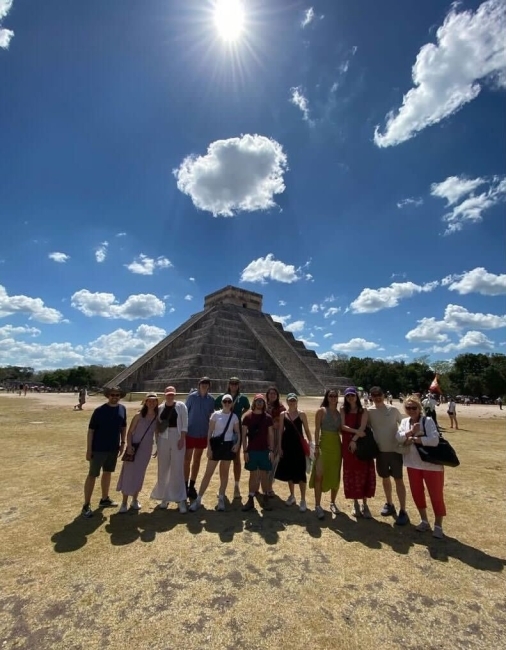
136, 415, 157, 446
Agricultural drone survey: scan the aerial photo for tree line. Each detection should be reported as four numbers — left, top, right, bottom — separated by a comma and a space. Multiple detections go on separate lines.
328, 352, 506, 399
0, 365, 125, 389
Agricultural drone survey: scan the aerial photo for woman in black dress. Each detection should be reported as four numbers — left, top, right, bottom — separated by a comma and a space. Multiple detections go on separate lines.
275, 393, 312, 512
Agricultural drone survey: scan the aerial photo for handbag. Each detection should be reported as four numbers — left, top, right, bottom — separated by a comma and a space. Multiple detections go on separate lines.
284, 412, 310, 456
122, 416, 156, 462
209, 412, 235, 452
416, 418, 460, 468
355, 425, 379, 461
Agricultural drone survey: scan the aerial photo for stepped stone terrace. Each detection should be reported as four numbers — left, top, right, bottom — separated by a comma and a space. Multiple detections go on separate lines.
107, 286, 351, 396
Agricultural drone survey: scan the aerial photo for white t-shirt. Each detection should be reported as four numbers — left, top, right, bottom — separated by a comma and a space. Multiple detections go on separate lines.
396, 416, 442, 472
210, 411, 239, 442
448, 400, 456, 414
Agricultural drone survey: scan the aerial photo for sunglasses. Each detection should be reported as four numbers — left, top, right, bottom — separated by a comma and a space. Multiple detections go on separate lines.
405, 406, 418, 411
222, 399, 232, 404
328, 394, 338, 398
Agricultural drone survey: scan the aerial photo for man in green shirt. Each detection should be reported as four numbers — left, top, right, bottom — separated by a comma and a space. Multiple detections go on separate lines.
215, 377, 250, 499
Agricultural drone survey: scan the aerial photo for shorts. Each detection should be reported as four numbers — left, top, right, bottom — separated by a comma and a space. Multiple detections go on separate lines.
89, 450, 118, 477
211, 440, 236, 462
376, 452, 403, 480
186, 435, 208, 450
245, 450, 272, 472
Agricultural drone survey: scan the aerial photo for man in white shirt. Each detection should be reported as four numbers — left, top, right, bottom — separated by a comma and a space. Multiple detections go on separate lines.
422, 393, 438, 427
368, 386, 409, 526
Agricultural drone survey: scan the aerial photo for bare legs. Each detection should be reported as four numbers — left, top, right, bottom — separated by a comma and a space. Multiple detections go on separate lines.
84, 471, 112, 505
382, 476, 406, 510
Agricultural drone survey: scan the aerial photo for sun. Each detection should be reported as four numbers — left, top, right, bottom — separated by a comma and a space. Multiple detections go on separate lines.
213, 0, 245, 42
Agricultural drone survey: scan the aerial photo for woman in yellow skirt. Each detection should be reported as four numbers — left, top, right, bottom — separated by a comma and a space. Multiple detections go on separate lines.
310, 388, 342, 519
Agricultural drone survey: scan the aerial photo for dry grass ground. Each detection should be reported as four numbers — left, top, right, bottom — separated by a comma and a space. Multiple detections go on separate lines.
1, 393, 505, 650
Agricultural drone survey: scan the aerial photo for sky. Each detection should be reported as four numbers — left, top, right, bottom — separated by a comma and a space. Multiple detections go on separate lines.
0, 0, 505, 370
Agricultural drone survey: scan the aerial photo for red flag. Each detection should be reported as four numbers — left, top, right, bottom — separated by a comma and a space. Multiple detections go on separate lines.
429, 373, 442, 394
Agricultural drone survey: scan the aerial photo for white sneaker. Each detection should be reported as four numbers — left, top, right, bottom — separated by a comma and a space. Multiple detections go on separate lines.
216, 495, 225, 512
315, 505, 325, 520
415, 520, 431, 532
189, 496, 201, 512
299, 500, 307, 512
159, 501, 168, 509
432, 525, 444, 539
285, 494, 296, 507
179, 500, 188, 514
131, 500, 141, 510
119, 503, 128, 514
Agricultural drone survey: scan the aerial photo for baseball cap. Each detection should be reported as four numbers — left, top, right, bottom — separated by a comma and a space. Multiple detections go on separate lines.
229, 376, 240, 382
222, 394, 233, 402
164, 386, 176, 395
344, 387, 358, 396
254, 393, 266, 402
199, 377, 211, 385
287, 393, 298, 401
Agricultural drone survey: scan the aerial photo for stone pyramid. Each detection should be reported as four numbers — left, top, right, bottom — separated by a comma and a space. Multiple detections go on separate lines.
107, 286, 351, 396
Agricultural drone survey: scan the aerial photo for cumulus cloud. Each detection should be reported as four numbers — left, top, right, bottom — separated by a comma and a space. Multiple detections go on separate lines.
240, 254, 305, 284
0, 324, 41, 338
323, 333, 333, 339
298, 337, 319, 348
350, 281, 438, 314
310, 304, 320, 313
446, 267, 506, 296
86, 324, 167, 365
301, 7, 315, 28
271, 314, 291, 327
184, 295, 193, 301
279, 300, 287, 307
431, 175, 506, 234
374, 0, 506, 147
290, 87, 314, 125
71, 290, 165, 321
324, 307, 340, 318
48, 252, 70, 263
397, 197, 423, 209
0, 285, 64, 323
173, 135, 288, 217
406, 304, 506, 343
125, 254, 173, 276
0, 0, 14, 49
331, 338, 379, 353
285, 320, 305, 333
429, 330, 495, 354
95, 241, 109, 263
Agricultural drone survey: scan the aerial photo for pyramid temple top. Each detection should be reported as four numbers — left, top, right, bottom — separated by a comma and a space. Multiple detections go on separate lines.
204, 285, 263, 312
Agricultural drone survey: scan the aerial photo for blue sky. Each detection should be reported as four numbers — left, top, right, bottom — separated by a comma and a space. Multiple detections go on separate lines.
1, 0, 505, 370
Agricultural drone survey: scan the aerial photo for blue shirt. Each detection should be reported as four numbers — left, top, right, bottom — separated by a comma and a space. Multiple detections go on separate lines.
185, 392, 215, 438
89, 403, 127, 452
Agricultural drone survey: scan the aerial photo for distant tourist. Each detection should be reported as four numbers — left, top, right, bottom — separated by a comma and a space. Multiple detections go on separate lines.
340, 387, 375, 518
397, 395, 446, 539
447, 397, 459, 430
241, 394, 275, 512
265, 386, 286, 497
185, 377, 216, 499
310, 388, 342, 520
151, 387, 188, 513
422, 393, 438, 426
82, 387, 127, 518
368, 386, 409, 526
190, 394, 241, 512
74, 387, 87, 411
497, 397, 503, 410
275, 393, 312, 512
116, 392, 159, 512
214, 377, 250, 499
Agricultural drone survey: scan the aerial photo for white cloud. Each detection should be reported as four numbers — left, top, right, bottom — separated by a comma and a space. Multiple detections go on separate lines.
285, 320, 305, 334
169, 307, 176, 314
0, 324, 41, 339
189, 277, 195, 282
297, 337, 319, 348
48, 252, 70, 263
278, 300, 287, 307
318, 351, 336, 362
397, 197, 423, 209
271, 314, 291, 327
447, 267, 506, 296
240, 254, 303, 284
71, 290, 165, 321
310, 304, 320, 313
115, 232, 127, 237
173, 134, 288, 217
290, 87, 314, 125
0, 339, 84, 369
184, 295, 193, 301
95, 241, 109, 263
0, 0, 14, 49
406, 304, 506, 342
323, 333, 333, 339
301, 7, 315, 28
385, 354, 409, 361
350, 281, 438, 314
85, 324, 167, 365
374, 0, 506, 147
430, 331, 495, 354
324, 294, 337, 303
324, 307, 340, 318
431, 175, 506, 234
125, 254, 173, 276
0, 285, 64, 324
331, 338, 379, 353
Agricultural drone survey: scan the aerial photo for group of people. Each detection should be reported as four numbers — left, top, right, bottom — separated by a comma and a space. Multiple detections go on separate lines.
81, 379, 448, 539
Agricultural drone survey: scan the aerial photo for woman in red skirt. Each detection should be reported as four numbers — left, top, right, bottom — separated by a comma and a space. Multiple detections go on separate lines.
340, 387, 376, 518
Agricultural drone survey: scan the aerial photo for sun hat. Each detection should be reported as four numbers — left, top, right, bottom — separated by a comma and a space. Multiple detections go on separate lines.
199, 376, 211, 385
222, 394, 233, 402
145, 392, 159, 399
344, 387, 358, 396
229, 376, 240, 382
164, 386, 176, 395
287, 393, 298, 401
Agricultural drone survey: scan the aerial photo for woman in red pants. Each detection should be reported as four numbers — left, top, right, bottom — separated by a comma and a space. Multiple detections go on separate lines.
396, 395, 446, 539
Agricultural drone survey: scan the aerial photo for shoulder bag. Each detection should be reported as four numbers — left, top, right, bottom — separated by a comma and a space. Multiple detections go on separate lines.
355, 424, 379, 461
122, 416, 157, 462
210, 412, 235, 452
416, 417, 460, 468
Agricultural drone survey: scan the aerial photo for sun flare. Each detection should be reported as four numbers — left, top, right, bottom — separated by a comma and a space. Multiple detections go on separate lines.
213, 0, 245, 42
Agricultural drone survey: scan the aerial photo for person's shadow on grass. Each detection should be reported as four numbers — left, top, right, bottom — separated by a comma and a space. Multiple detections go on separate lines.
51, 511, 107, 553
104, 507, 180, 545
326, 513, 505, 572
